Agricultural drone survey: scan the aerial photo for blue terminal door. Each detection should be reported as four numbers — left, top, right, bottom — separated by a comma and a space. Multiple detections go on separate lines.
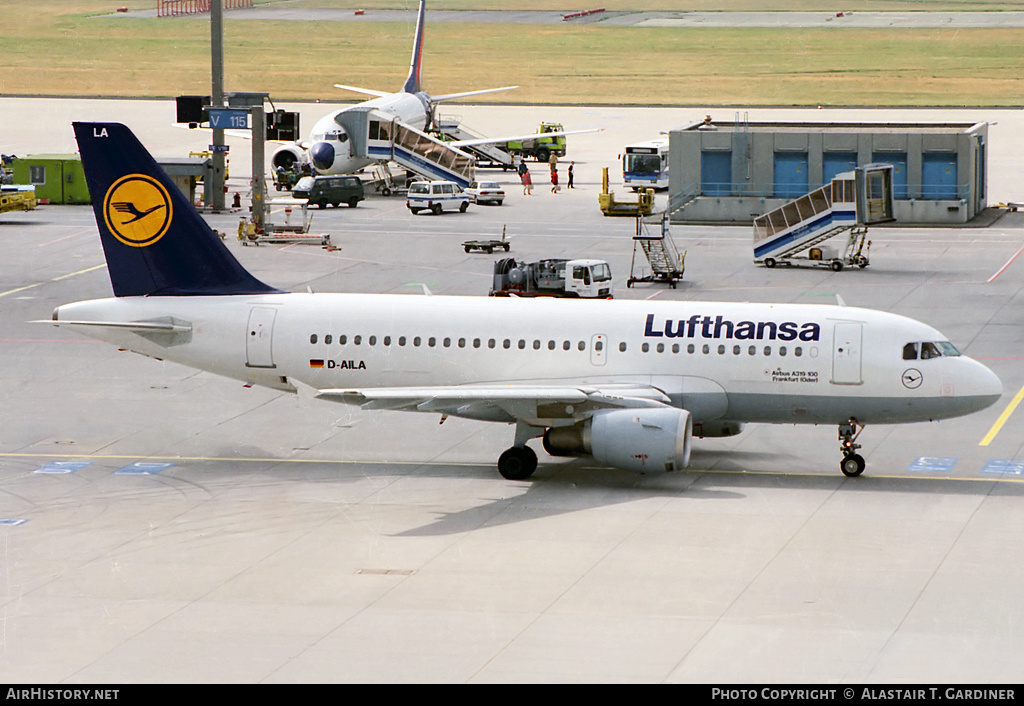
773, 152, 808, 198
700, 150, 732, 196
823, 152, 857, 186
922, 153, 959, 200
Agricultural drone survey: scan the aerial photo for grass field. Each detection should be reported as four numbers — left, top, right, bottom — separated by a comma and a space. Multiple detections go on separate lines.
1, 1, 1023, 106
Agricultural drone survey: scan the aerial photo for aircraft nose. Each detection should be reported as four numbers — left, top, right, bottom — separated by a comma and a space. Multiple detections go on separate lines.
978, 361, 1002, 399
967, 358, 1003, 412
310, 141, 335, 172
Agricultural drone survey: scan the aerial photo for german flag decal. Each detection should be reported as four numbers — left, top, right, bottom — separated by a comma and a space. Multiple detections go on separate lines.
309, 359, 325, 369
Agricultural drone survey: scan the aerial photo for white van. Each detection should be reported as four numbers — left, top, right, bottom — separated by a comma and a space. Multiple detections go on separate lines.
406, 180, 470, 215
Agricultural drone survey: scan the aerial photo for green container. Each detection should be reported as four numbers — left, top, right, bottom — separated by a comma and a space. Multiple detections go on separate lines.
11, 154, 91, 204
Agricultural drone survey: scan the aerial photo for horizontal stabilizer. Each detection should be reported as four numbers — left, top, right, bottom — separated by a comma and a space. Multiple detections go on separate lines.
37, 319, 191, 333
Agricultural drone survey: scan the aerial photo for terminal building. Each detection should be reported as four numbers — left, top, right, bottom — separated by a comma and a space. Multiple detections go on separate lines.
667, 119, 988, 225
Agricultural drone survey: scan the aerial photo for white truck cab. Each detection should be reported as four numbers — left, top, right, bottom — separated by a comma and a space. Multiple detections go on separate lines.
565, 259, 613, 298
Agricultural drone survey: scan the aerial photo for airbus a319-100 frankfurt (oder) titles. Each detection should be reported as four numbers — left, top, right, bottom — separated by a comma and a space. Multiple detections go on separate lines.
45, 122, 1002, 481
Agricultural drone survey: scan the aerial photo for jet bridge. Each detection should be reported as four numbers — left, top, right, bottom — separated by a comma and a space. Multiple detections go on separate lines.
753, 164, 894, 271
334, 107, 476, 187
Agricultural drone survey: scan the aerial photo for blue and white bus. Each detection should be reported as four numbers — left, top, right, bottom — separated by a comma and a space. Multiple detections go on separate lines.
622, 139, 670, 191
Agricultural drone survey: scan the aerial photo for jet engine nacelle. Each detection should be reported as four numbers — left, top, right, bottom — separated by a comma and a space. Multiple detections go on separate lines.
271, 143, 308, 171
543, 407, 692, 473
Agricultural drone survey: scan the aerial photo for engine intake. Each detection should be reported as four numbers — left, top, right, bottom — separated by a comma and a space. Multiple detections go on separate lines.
271, 144, 307, 171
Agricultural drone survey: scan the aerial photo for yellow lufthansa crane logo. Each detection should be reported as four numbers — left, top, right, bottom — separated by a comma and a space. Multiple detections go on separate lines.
103, 174, 173, 247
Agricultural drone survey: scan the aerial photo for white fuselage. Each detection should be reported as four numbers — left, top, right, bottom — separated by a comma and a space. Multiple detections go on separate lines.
54, 294, 1002, 427
305, 92, 429, 175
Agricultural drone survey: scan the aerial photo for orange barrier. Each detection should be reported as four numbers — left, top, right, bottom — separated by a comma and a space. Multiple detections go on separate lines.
157, 0, 253, 18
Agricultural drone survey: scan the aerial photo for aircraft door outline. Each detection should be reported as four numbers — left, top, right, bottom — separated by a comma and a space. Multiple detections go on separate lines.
590, 334, 607, 366
246, 307, 277, 368
831, 322, 863, 384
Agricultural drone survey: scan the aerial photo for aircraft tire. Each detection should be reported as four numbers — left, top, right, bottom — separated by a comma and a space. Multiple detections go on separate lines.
840, 453, 865, 477
498, 446, 538, 481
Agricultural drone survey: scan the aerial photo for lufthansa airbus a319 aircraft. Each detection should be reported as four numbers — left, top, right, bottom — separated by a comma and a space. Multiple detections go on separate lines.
49, 122, 1002, 480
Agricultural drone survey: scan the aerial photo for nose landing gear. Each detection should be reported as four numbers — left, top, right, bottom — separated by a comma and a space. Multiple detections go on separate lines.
838, 417, 865, 477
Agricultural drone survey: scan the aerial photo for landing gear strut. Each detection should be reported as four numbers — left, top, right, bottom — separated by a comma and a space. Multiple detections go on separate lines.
838, 417, 865, 477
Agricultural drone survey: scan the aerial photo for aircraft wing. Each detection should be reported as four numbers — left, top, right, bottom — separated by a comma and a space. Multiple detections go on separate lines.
430, 86, 519, 102
313, 383, 671, 424
449, 127, 602, 149
334, 84, 392, 98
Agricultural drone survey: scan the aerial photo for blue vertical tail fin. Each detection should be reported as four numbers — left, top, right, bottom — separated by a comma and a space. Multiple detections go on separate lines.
402, 0, 427, 94
73, 121, 280, 297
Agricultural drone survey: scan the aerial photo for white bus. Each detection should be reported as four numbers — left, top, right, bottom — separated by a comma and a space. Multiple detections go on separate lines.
622, 139, 669, 191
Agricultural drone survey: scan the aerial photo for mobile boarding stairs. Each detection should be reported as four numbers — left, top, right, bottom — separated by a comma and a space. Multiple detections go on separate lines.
753, 164, 895, 271
334, 107, 477, 188
628, 211, 686, 289
434, 115, 514, 169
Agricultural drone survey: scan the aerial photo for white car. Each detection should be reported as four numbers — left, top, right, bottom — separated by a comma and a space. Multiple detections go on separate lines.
464, 180, 505, 205
406, 180, 470, 215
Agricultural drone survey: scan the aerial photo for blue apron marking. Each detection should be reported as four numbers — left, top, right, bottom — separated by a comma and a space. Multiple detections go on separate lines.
906, 457, 958, 472
981, 459, 1024, 475
34, 461, 92, 474
115, 462, 173, 475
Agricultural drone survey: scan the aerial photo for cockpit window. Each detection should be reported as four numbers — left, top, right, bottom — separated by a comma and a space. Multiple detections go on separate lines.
903, 341, 960, 360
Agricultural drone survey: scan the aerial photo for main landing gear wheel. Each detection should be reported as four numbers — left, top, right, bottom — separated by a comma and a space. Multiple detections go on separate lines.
498, 446, 538, 480
837, 417, 865, 477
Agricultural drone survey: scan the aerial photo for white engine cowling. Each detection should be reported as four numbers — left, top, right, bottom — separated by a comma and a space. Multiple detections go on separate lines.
271, 143, 307, 171
544, 408, 692, 473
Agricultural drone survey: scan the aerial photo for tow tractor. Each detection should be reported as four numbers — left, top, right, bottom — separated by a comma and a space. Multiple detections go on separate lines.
505, 122, 568, 164
0, 186, 37, 213
491, 257, 612, 298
